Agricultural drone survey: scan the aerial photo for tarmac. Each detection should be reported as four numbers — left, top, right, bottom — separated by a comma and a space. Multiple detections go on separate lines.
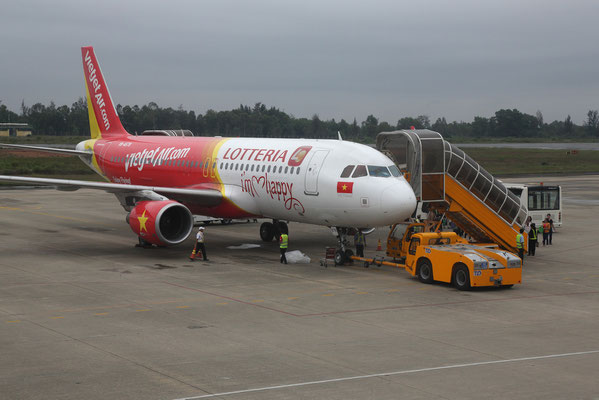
1, 174, 598, 400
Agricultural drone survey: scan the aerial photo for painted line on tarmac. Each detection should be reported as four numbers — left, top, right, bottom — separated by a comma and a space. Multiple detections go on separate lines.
173, 349, 599, 400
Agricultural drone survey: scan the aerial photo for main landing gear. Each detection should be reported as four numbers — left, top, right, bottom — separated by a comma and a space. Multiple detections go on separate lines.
332, 227, 354, 265
260, 220, 288, 242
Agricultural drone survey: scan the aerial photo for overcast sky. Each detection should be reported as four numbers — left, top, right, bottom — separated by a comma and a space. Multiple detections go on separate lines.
1, 0, 598, 125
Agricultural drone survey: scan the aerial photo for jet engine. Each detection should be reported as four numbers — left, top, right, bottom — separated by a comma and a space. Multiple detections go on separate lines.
128, 200, 194, 246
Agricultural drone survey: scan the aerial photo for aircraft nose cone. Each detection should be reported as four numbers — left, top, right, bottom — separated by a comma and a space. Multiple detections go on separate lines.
380, 181, 417, 223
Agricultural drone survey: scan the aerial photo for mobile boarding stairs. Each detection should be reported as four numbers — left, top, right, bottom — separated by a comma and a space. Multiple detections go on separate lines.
376, 129, 528, 254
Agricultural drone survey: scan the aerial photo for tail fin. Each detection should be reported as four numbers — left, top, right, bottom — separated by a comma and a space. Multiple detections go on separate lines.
81, 46, 129, 139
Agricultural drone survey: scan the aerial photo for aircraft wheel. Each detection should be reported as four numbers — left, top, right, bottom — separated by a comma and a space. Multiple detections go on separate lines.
453, 264, 471, 291
277, 221, 288, 235
260, 222, 274, 242
417, 259, 433, 283
334, 250, 346, 266
220, 219, 232, 225
344, 249, 354, 264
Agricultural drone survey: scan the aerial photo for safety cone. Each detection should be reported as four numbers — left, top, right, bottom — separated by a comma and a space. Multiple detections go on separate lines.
377, 239, 382, 251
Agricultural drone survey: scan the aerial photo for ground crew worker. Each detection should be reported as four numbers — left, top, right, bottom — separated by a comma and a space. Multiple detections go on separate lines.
516, 228, 525, 263
528, 223, 537, 256
354, 229, 365, 257
189, 226, 208, 261
542, 218, 551, 246
279, 232, 288, 264
546, 213, 555, 245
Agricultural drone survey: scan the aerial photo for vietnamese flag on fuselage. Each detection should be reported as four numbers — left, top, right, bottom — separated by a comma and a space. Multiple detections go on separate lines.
337, 181, 354, 193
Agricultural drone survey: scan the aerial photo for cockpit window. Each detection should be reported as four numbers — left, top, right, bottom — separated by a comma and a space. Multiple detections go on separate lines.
368, 165, 391, 177
340, 165, 355, 178
388, 165, 401, 177
352, 165, 368, 178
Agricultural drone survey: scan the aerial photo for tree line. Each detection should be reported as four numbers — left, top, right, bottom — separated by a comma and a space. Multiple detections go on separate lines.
1, 99, 598, 141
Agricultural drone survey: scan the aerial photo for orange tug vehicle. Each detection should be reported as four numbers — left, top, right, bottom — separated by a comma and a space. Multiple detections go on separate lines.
352, 222, 522, 290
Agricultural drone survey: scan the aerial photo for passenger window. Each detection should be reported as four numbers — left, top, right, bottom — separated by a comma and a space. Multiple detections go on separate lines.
279, 166, 282, 173
340, 165, 355, 178
267, 166, 271, 173
296, 167, 300, 174
352, 165, 368, 178
285, 166, 288, 174
251, 165, 255, 172
262, 165, 265, 172
409, 238, 420, 255
290, 166, 294, 174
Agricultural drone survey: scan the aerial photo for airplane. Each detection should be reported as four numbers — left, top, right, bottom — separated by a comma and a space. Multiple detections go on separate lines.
0, 46, 417, 263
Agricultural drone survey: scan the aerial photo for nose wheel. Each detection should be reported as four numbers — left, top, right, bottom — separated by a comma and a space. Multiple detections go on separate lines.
332, 227, 354, 265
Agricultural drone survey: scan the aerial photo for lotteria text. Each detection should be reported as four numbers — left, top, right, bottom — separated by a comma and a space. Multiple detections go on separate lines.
223, 148, 288, 163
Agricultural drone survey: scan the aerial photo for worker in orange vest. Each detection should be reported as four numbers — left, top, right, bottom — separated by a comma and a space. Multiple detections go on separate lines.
542, 218, 551, 246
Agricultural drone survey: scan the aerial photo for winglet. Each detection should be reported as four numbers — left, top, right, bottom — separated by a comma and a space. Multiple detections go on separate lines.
337, 131, 343, 141
81, 46, 129, 139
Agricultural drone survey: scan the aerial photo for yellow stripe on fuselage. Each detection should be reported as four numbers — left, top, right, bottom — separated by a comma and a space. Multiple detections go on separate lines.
211, 138, 229, 193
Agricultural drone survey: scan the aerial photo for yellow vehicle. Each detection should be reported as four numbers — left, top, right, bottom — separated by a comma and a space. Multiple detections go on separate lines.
360, 222, 522, 290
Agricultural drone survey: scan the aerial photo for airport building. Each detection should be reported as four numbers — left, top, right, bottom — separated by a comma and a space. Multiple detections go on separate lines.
0, 122, 32, 137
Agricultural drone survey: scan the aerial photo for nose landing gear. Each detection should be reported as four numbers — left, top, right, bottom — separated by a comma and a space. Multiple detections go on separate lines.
332, 227, 354, 265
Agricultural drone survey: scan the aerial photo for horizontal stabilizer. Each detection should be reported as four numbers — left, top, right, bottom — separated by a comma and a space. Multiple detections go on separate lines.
0, 143, 91, 156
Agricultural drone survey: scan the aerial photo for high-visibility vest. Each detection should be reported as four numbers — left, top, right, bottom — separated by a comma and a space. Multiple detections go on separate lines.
279, 234, 288, 249
529, 228, 537, 241
355, 233, 365, 246
516, 233, 524, 249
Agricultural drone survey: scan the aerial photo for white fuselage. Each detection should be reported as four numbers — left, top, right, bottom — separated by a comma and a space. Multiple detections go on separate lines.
214, 138, 417, 228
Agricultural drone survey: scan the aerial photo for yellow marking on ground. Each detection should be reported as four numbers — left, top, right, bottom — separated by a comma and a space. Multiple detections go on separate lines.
322, 294, 335, 297
135, 309, 151, 312
418, 286, 434, 290
6, 320, 21, 323
385, 289, 400, 293
51, 316, 65, 319
176, 306, 190, 309
287, 297, 298, 300
252, 300, 265, 303
356, 291, 368, 295
95, 312, 108, 316
217, 302, 229, 305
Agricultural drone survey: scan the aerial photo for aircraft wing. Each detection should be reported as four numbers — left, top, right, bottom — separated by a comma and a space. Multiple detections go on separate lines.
0, 143, 91, 156
0, 175, 223, 206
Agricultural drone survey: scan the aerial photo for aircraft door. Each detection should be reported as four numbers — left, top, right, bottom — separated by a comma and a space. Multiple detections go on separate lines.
304, 150, 329, 196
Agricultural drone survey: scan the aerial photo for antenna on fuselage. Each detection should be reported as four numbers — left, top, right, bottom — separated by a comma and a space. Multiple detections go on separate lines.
337, 131, 343, 141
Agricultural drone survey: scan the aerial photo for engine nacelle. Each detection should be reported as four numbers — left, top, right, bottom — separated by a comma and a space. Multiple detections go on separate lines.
128, 200, 194, 246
